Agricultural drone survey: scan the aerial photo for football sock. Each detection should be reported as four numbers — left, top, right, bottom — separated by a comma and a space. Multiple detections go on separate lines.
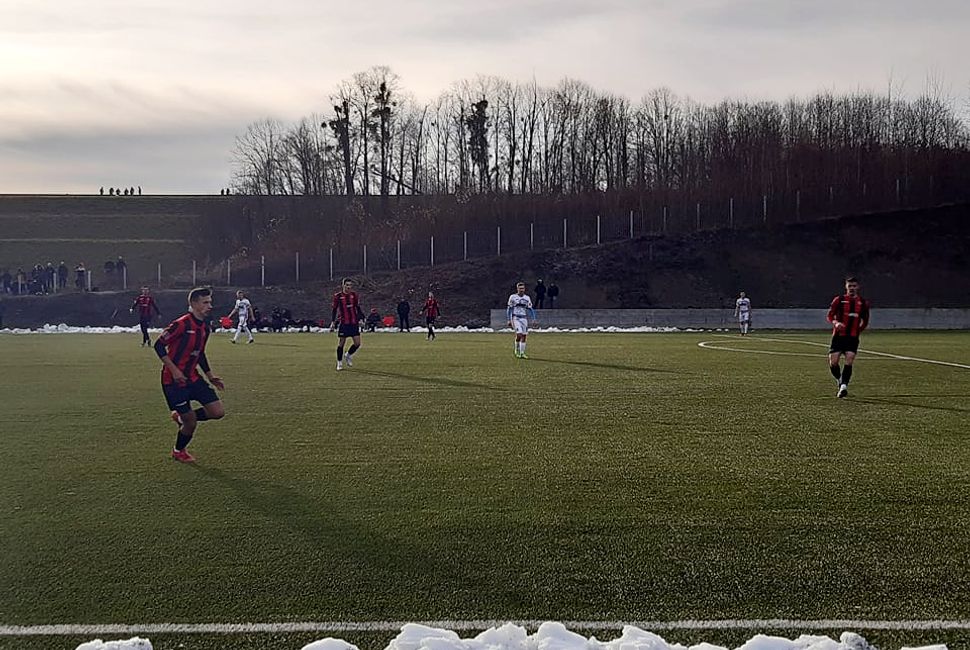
175, 431, 192, 451
841, 365, 853, 385
194, 408, 209, 422
830, 364, 841, 380
336, 346, 344, 361
348, 343, 360, 356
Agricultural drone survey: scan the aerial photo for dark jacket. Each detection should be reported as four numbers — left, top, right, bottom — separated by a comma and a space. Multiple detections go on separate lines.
397, 300, 410, 314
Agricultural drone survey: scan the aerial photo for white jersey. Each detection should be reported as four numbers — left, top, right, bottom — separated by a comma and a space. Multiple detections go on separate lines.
235, 298, 252, 320
736, 297, 751, 321
508, 293, 533, 319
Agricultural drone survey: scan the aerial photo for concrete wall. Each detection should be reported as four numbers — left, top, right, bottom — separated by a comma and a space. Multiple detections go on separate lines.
490, 308, 970, 330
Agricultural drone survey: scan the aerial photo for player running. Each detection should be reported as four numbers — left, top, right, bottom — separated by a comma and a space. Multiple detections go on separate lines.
154, 287, 225, 463
130, 286, 161, 346
330, 277, 365, 370
420, 291, 441, 341
507, 281, 538, 359
735, 291, 752, 336
227, 290, 255, 344
826, 276, 871, 398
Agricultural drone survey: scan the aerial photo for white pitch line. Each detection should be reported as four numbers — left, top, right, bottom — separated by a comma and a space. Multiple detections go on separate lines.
702, 335, 970, 370
4, 619, 970, 636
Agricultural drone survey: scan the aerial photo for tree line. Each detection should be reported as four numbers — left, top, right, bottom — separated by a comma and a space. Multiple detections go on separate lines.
231, 66, 970, 203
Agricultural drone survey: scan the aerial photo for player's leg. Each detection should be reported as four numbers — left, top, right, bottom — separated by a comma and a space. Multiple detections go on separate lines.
241, 317, 254, 342
346, 333, 361, 365
232, 318, 241, 343
140, 319, 150, 346
519, 333, 529, 358
839, 350, 857, 396
165, 383, 198, 461
336, 334, 347, 369
828, 350, 843, 389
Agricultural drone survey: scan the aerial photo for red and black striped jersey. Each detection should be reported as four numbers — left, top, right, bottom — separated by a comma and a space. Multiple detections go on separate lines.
422, 298, 440, 318
157, 313, 210, 385
827, 294, 870, 337
331, 291, 363, 326
132, 295, 158, 319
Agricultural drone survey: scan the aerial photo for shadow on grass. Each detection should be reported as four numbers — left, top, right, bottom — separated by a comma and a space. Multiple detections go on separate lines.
354, 368, 506, 391
850, 395, 970, 413
188, 465, 464, 592
528, 357, 680, 374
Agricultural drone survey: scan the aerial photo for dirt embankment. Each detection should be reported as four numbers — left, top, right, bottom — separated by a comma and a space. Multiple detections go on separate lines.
2, 203, 968, 329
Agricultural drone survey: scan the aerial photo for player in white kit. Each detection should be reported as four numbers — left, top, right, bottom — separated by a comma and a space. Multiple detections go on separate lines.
228, 290, 255, 344
507, 282, 538, 359
735, 291, 752, 336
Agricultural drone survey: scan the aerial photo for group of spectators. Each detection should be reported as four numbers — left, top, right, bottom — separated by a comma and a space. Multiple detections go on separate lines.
100, 186, 141, 196
531, 279, 560, 309
1, 257, 128, 295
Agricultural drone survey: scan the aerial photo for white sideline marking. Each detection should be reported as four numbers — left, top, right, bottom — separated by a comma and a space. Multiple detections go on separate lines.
701, 335, 970, 370
4, 619, 970, 636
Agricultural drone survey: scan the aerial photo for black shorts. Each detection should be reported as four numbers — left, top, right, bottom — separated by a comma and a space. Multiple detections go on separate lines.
338, 323, 361, 338
163, 379, 219, 414
426, 316, 436, 325
829, 335, 860, 354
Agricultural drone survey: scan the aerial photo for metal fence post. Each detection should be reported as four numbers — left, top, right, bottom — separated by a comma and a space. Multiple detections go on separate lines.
430, 235, 435, 267
530, 222, 534, 250
629, 210, 634, 239
662, 206, 668, 233
295, 252, 300, 283
729, 198, 734, 228
192, 260, 196, 285
122, 266, 127, 291
227, 259, 231, 286
329, 248, 333, 281
497, 226, 501, 256
260, 255, 265, 287
363, 244, 367, 275
762, 194, 767, 223
695, 203, 701, 230
562, 218, 567, 248
87, 269, 93, 292
463, 231, 467, 260
397, 240, 401, 270
157, 263, 161, 288
596, 214, 601, 244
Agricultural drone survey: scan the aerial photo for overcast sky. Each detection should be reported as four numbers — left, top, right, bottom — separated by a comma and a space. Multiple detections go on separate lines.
1, 0, 967, 194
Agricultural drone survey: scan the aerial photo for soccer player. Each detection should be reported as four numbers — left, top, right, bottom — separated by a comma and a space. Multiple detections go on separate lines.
420, 291, 441, 341
735, 291, 752, 336
507, 281, 538, 359
154, 287, 225, 463
330, 277, 364, 370
826, 276, 871, 398
130, 286, 161, 346
227, 289, 255, 344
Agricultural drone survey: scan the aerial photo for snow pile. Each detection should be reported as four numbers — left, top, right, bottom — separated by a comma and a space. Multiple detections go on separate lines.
0, 323, 733, 335
297, 622, 944, 650
75, 638, 151, 650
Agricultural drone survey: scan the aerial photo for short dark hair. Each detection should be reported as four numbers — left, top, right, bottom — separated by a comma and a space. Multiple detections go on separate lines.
188, 287, 211, 303
342, 277, 353, 285
516, 281, 526, 287
845, 276, 859, 284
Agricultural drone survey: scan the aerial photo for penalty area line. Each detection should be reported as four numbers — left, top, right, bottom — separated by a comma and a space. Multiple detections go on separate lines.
5, 619, 970, 636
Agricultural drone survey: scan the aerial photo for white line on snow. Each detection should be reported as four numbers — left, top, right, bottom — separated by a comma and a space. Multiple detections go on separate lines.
5, 619, 970, 636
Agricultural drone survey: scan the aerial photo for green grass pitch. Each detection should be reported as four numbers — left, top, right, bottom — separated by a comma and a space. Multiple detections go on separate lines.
1, 330, 969, 650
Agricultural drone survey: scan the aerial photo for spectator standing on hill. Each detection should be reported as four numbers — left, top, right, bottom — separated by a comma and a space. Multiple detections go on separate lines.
75, 263, 86, 290
1, 269, 11, 294
44, 262, 55, 293
15, 268, 26, 295
57, 262, 68, 289
99, 187, 104, 196
396, 298, 411, 332
535, 279, 547, 309
547, 282, 560, 308
104, 259, 116, 287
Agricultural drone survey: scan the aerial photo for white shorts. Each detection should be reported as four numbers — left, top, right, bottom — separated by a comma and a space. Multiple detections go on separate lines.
238, 316, 249, 328
512, 317, 528, 335
738, 313, 750, 323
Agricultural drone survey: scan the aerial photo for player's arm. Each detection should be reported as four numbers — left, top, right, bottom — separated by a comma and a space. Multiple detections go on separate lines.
859, 301, 871, 332
329, 298, 339, 330
198, 352, 224, 390
129, 298, 138, 314
528, 306, 538, 321
153, 323, 186, 384
826, 297, 843, 329
506, 301, 514, 327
